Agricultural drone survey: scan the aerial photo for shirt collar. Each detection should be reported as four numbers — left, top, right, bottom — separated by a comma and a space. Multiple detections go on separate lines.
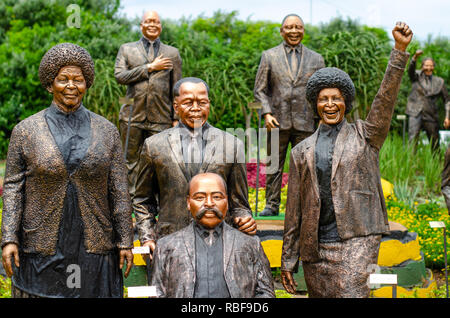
178, 120, 210, 137
283, 41, 302, 52
49, 102, 86, 117
141, 36, 160, 45
319, 118, 345, 133
194, 221, 223, 238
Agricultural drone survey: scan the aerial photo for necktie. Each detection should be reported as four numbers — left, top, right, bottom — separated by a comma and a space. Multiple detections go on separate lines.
203, 230, 216, 246
148, 42, 155, 61
290, 48, 298, 77
187, 134, 202, 177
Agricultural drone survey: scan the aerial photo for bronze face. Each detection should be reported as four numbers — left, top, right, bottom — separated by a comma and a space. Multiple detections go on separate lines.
316, 88, 346, 125
422, 59, 434, 76
280, 15, 304, 47
174, 81, 210, 129
47, 65, 86, 112
187, 173, 228, 229
140, 11, 162, 41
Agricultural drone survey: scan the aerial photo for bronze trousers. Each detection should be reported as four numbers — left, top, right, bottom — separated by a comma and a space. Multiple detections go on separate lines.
408, 114, 440, 151
119, 121, 172, 197
265, 128, 312, 212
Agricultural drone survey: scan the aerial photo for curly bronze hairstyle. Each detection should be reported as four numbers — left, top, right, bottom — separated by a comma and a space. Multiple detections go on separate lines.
306, 67, 355, 115
38, 43, 95, 90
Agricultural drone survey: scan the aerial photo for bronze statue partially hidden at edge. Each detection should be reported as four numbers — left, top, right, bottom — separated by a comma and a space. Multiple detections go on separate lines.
281, 22, 413, 298
406, 49, 450, 150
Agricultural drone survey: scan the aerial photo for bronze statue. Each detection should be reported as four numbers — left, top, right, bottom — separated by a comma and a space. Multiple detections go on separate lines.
281, 22, 412, 298
406, 50, 450, 150
442, 146, 450, 214
150, 172, 275, 298
133, 77, 256, 259
1, 43, 133, 298
114, 10, 182, 195
254, 14, 325, 216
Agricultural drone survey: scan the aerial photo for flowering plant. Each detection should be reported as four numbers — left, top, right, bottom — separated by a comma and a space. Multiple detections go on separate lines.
386, 197, 450, 269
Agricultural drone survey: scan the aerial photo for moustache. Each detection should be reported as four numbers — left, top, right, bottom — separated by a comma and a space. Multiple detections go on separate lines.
195, 207, 224, 220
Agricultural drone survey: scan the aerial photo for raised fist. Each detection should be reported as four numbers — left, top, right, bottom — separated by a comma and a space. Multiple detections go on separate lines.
392, 22, 413, 52
413, 49, 423, 61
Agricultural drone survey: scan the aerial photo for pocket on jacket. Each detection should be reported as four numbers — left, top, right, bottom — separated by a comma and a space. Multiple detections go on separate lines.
349, 190, 374, 214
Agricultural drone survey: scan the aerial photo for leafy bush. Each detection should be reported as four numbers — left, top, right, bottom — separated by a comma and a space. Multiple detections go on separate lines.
0, 276, 11, 298
380, 132, 444, 197
0, 0, 137, 157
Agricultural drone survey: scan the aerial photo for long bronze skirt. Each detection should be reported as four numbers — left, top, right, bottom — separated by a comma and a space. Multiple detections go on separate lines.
302, 235, 381, 298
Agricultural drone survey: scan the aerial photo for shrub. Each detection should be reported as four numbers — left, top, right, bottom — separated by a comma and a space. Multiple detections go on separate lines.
380, 132, 444, 197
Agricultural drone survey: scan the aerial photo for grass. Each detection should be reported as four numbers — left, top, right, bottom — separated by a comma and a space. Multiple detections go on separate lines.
380, 132, 445, 199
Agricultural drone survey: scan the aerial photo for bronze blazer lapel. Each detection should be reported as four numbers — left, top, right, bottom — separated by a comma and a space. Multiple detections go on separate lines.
331, 120, 350, 181
137, 40, 151, 64
167, 129, 190, 182
305, 130, 320, 198
278, 44, 295, 82
222, 223, 236, 275
182, 223, 196, 273
293, 44, 305, 84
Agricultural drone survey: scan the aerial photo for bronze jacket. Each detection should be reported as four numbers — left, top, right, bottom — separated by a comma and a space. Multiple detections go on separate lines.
281, 49, 409, 268
150, 222, 275, 298
406, 59, 450, 118
1, 109, 133, 255
114, 39, 182, 124
254, 42, 325, 132
133, 125, 252, 242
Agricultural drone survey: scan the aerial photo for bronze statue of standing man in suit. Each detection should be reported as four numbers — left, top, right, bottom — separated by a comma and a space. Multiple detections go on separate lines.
254, 14, 325, 216
114, 10, 182, 195
406, 49, 450, 150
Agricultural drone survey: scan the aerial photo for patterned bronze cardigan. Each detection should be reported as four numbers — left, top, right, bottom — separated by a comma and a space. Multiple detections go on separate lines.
1, 108, 133, 255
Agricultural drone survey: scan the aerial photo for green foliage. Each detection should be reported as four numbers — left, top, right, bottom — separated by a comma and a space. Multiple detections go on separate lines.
0, 276, 11, 298
0, 0, 137, 157
248, 186, 287, 214
380, 132, 444, 197
0, 5, 449, 162
84, 59, 126, 125
161, 11, 281, 131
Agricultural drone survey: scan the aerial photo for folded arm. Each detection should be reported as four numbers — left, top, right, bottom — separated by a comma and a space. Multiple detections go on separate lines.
114, 45, 150, 85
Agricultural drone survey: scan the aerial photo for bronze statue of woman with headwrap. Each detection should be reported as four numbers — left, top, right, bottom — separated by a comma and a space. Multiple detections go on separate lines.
1, 43, 133, 298
281, 22, 413, 298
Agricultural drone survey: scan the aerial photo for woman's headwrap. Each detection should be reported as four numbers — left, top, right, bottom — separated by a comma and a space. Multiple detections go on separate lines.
306, 67, 355, 115
38, 42, 95, 90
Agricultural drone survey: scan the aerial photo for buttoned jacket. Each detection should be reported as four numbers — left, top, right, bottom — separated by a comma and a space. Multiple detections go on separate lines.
133, 124, 252, 242
1, 108, 133, 255
114, 39, 182, 124
281, 49, 409, 269
150, 222, 275, 298
254, 42, 325, 132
